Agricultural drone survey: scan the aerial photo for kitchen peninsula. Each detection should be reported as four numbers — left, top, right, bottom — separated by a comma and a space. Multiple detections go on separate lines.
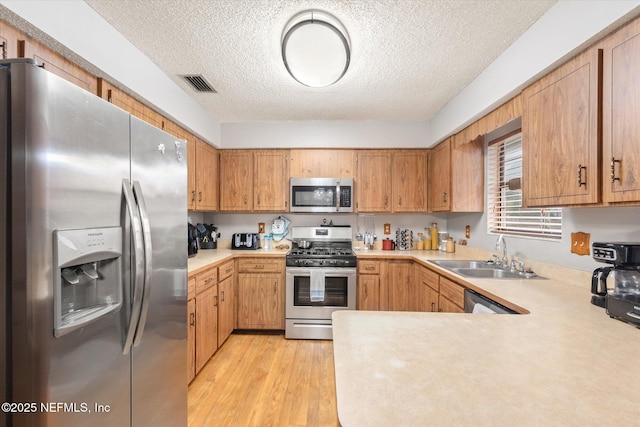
332, 256, 640, 426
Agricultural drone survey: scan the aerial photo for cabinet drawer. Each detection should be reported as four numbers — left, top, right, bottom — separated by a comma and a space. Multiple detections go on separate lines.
218, 259, 235, 281
188, 276, 196, 300
238, 258, 283, 273
420, 267, 439, 292
196, 267, 217, 294
358, 260, 380, 274
439, 295, 465, 313
439, 276, 465, 307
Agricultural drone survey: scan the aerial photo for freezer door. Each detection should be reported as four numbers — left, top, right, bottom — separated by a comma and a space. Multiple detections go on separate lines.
129, 116, 188, 426
7, 60, 131, 426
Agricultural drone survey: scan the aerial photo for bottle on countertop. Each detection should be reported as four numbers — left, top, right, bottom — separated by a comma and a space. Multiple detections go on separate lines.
424, 228, 432, 250
446, 237, 455, 253
430, 223, 439, 251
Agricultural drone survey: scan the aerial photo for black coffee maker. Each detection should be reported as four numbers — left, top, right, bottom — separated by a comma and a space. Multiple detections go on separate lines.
591, 242, 640, 327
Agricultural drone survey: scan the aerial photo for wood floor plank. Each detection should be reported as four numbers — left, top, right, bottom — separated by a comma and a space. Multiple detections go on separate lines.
188, 333, 339, 427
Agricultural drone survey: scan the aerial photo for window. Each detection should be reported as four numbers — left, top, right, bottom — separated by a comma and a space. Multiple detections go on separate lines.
487, 131, 562, 240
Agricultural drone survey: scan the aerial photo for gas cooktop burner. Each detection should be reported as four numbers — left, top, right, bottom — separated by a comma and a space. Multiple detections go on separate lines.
288, 247, 355, 257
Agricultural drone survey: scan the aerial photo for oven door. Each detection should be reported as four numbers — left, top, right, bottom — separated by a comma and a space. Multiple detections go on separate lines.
285, 267, 356, 320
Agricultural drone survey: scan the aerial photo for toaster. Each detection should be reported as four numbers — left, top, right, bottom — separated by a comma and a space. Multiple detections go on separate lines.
231, 233, 259, 250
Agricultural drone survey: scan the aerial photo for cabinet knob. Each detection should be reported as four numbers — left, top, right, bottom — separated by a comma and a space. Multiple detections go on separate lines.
244, 195, 248, 205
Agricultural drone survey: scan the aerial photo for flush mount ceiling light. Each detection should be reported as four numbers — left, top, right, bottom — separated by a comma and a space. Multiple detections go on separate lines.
282, 10, 351, 88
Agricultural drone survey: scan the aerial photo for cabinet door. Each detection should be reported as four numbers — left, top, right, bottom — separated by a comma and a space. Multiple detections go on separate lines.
392, 151, 427, 212
217, 276, 234, 346
290, 149, 355, 178
357, 274, 380, 310
387, 261, 413, 311
238, 273, 283, 329
429, 139, 452, 211
187, 298, 196, 383
186, 138, 197, 210
195, 140, 219, 211
603, 19, 640, 203
254, 150, 289, 211
195, 284, 218, 373
451, 133, 484, 212
356, 151, 392, 212
219, 151, 253, 211
523, 46, 601, 207
415, 265, 439, 312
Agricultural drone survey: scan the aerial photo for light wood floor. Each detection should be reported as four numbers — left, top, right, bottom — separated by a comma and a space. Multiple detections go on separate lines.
188, 333, 340, 427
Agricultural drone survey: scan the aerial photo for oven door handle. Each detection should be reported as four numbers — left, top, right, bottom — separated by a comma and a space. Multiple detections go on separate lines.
286, 267, 356, 276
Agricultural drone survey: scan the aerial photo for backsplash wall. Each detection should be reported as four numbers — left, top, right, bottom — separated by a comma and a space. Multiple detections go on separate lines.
447, 206, 640, 273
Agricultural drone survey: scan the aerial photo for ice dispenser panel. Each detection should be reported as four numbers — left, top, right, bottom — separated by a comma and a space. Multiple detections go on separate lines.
53, 227, 123, 337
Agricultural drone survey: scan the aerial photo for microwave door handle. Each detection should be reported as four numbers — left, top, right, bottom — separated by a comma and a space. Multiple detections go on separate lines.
336, 181, 340, 212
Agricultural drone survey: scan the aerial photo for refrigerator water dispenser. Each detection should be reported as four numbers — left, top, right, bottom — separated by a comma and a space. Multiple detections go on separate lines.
53, 227, 123, 337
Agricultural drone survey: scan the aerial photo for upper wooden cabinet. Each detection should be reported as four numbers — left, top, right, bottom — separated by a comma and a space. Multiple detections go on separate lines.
522, 46, 602, 207
254, 150, 289, 211
602, 18, 640, 204
220, 150, 289, 211
356, 150, 427, 213
429, 138, 452, 211
356, 151, 392, 212
451, 130, 484, 212
392, 150, 428, 212
290, 149, 355, 178
194, 139, 219, 211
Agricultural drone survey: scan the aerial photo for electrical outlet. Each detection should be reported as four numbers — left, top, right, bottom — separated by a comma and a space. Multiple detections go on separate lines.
258, 222, 265, 234
570, 232, 590, 256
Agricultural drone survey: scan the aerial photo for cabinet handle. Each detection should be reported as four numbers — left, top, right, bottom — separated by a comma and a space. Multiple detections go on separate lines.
431, 302, 435, 312
191, 190, 196, 203
398, 196, 402, 206
204, 277, 213, 284
611, 157, 621, 183
274, 281, 277, 294
198, 191, 203, 202
221, 290, 225, 302
364, 283, 368, 298
214, 295, 218, 307
365, 265, 375, 270
244, 195, 248, 205
577, 164, 587, 187
257, 194, 261, 205
442, 192, 447, 203
225, 268, 232, 273
384, 195, 388, 206
190, 312, 195, 326
255, 264, 264, 269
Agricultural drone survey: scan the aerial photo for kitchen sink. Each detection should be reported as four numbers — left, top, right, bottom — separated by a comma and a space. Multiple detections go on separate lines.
429, 260, 495, 269
428, 259, 544, 280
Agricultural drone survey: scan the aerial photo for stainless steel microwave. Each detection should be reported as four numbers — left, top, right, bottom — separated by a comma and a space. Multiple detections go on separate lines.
289, 178, 354, 213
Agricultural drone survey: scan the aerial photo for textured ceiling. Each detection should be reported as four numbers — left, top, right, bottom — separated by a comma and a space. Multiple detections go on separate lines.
85, 0, 556, 122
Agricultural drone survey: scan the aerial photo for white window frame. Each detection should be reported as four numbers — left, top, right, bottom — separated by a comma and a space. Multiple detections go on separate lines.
487, 131, 562, 241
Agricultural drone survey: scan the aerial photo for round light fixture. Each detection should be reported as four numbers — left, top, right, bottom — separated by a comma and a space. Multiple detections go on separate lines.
282, 10, 351, 88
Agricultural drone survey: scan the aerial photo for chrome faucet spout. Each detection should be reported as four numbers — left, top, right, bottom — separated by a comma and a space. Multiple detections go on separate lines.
495, 234, 508, 267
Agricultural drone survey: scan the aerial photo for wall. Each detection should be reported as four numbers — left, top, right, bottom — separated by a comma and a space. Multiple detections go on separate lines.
199, 212, 448, 247
220, 121, 429, 149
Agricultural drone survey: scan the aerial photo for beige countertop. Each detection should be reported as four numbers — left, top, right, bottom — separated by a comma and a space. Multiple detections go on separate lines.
332, 251, 640, 426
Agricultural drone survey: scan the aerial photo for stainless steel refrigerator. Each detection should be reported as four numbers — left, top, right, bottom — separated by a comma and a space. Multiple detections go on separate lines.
0, 59, 188, 426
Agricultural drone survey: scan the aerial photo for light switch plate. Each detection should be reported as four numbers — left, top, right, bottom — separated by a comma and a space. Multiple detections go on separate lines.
571, 232, 590, 256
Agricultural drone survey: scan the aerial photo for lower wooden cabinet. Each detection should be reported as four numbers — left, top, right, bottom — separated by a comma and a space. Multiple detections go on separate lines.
195, 283, 218, 373
388, 261, 413, 311
237, 258, 285, 329
187, 278, 196, 383
217, 275, 234, 345
356, 259, 467, 313
438, 276, 465, 313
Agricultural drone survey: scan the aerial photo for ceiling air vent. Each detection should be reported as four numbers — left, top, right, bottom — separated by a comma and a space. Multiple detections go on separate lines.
180, 74, 217, 93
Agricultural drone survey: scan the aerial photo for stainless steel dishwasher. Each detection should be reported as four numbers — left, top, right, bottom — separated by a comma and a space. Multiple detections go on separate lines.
463, 289, 519, 314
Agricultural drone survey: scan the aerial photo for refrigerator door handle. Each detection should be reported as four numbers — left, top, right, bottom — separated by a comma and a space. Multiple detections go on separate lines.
122, 179, 145, 355
132, 180, 153, 347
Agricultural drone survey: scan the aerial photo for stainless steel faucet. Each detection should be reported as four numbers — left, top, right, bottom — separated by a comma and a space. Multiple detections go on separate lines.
495, 234, 508, 267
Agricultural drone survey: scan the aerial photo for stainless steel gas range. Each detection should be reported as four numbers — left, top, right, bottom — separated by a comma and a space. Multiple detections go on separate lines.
285, 226, 357, 340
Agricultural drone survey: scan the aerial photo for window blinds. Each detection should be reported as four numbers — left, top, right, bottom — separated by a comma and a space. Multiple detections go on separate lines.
487, 133, 562, 240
